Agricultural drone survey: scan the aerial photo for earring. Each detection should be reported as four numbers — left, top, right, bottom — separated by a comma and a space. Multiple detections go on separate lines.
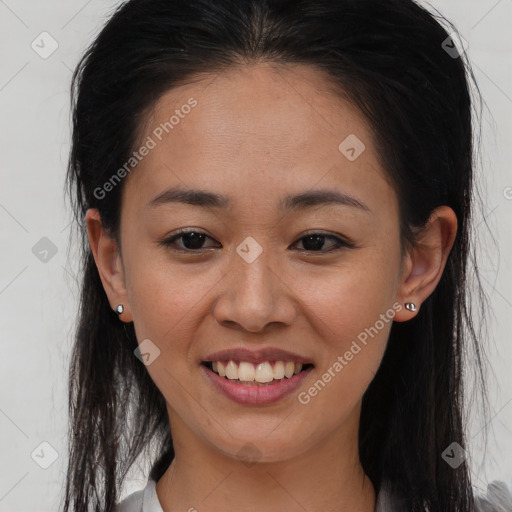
115, 304, 124, 315
405, 302, 417, 312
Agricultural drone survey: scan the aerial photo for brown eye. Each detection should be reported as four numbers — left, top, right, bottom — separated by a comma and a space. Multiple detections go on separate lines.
293, 233, 352, 253
159, 230, 220, 252
159, 230, 353, 254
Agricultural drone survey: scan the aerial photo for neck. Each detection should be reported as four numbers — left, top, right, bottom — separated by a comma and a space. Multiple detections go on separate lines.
155, 412, 375, 512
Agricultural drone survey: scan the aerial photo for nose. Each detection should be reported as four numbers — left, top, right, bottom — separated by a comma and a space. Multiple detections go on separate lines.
212, 247, 297, 333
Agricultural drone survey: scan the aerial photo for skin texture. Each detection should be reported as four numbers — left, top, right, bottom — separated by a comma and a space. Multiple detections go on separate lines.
86, 62, 457, 512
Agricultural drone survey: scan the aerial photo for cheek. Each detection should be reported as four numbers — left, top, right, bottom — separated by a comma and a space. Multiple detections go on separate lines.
125, 259, 208, 403
295, 249, 399, 336
297, 270, 395, 414
125, 246, 212, 341
293, 252, 398, 396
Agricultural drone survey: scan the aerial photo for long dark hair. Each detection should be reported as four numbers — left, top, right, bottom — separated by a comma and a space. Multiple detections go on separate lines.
62, 1, 490, 511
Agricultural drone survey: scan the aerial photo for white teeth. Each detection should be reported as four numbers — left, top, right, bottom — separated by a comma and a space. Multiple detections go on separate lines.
284, 361, 295, 378
238, 361, 255, 381
225, 360, 238, 380
273, 361, 285, 379
208, 360, 307, 383
255, 362, 274, 383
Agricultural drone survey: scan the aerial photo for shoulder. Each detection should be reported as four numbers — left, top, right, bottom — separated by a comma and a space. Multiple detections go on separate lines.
113, 488, 144, 512
376, 479, 512, 512
473, 480, 512, 512
113, 487, 144, 512
113, 479, 164, 512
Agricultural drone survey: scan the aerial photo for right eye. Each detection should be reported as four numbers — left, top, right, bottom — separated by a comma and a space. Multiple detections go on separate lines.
158, 229, 221, 252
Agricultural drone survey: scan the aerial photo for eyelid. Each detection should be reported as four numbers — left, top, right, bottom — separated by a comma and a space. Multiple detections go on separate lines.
159, 228, 355, 252
159, 228, 219, 251
293, 232, 355, 252
299, 229, 353, 243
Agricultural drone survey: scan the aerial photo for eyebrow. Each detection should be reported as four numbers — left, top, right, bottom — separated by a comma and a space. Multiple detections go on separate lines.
148, 186, 370, 213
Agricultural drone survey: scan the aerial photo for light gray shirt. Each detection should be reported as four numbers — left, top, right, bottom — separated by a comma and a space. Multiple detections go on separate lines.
113, 478, 512, 512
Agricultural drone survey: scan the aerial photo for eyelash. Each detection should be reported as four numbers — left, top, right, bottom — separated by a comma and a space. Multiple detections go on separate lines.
158, 228, 355, 254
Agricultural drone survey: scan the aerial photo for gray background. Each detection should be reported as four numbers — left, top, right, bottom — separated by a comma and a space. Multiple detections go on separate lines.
0, 0, 511, 510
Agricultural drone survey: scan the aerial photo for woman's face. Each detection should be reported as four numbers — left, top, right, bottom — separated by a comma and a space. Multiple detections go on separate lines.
108, 63, 409, 462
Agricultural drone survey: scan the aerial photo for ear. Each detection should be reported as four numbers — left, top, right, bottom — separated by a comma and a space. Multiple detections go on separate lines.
393, 205, 458, 322
85, 208, 133, 322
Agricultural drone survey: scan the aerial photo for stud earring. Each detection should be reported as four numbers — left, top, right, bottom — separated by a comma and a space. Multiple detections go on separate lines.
115, 304, 124, 315
404, 302, 417, 312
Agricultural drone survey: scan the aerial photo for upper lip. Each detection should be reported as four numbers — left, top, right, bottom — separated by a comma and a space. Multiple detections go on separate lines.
203, 347, 313, 365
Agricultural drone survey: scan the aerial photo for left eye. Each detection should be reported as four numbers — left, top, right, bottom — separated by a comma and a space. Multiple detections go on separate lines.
294, 233, 351, 252
159, 230, 352, 253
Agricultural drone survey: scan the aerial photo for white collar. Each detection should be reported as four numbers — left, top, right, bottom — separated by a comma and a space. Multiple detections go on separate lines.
115, 477, 512, 512
116, 478, 396, 512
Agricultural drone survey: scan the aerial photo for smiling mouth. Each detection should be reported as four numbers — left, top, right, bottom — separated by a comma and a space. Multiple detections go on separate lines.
201, 360, 314, 386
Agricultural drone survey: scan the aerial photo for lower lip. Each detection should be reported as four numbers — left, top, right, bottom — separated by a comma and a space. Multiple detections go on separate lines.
201, 364, 314, 405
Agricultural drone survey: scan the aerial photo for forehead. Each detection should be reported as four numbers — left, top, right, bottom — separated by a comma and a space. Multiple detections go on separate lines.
123, 62, 396, 219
